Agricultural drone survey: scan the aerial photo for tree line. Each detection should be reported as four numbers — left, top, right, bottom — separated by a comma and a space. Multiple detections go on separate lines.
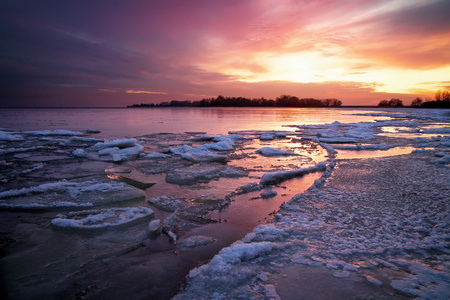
377, 90, 450, 108
128, 95, 343, 108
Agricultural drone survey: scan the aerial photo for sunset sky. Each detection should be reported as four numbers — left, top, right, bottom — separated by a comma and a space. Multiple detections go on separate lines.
1, 0, 449, 107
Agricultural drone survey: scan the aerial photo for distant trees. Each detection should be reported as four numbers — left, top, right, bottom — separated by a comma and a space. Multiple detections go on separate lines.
378, 98, 403, 107
410, 90, 450, 108
128, 95, 343, 108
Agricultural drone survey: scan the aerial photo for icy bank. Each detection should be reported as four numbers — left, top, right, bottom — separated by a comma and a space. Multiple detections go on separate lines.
175, 151, 450, 299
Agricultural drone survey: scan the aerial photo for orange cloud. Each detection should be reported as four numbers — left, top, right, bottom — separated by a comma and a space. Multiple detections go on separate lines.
125, 90, 167, 95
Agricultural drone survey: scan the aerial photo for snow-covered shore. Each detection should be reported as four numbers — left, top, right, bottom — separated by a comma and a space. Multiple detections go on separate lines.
175, 151, 449, 299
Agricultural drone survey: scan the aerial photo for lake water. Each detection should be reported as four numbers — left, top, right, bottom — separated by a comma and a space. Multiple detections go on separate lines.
0, 107, 390, 139
1, 107, 448, 299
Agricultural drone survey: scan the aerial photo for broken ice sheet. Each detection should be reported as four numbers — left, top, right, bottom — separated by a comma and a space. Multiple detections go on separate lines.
51, 207, 154, 230
0, 178, 145, 210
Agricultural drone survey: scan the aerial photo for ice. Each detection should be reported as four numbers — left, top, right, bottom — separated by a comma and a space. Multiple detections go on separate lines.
333, 143, 393, 150
145, 152, 170, 159
96, 144, 143, 161
432, 155, 450, 164
319, 137, 356, 143
51, 207, 154, 230
260, 133, 274, 140
166, 166, 247, 185
148, 196, 187, 212
148, 219, 161, 234
98, 147, 120, 156
0, 146, 44, 155
21, 163, 44, 174
260, 162, 327, 185
260, 190, 277, 199
256, 147, 298, 157
178, 235, 216, 249
67, 136, 103, 143
90, 138, 137, 150
0, 131, 24, 141
24, 129, 83, 136
181, 152, 227, 163
170, 144, 229, 162
0, 179, 145, 210
72, 148, 87, 158
420, 127, 450, 134
390, 261, 450, 299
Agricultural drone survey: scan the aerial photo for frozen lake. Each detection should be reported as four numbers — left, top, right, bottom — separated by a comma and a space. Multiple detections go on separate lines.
0, 107, 449, 299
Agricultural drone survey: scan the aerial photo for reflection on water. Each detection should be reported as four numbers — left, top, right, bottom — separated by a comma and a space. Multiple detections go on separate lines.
336, 147, 415, 160
0, 107, 388, 139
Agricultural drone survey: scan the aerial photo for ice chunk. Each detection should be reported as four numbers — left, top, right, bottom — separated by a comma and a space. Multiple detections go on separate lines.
51, 207, 154, 230
67, 136, 103, 143
256, 147, 298, 157
178, 235, 216, 248
319, 137, 356, 143
181, 151, 227, 163
148, 196, 187, 212
72, 148, 87, 158
0, 146, 44, 155
90, 138, 137, 150
0, 179, 145, 210
145, 152, 170, 159
260, 134, 274, 140
24, 129, 83, 136
260, 190, 277, 199
98, 147, 120, 156
166, 166, 247, 185
260, 162, 327, 185
0, 131, 24, 141
333, 143, 393, 150
148, 219, 161, 234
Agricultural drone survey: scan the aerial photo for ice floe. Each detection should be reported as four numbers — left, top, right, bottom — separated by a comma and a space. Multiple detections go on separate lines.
51, 207, 154, 230
256, 147, 298, 157
260, 162, 327, 185
24, 129, 83, 136
178, 235, 216, 249
0, 179, 145, 210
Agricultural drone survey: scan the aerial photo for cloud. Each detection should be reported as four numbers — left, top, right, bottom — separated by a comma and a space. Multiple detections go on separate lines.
125, 90, 167, 95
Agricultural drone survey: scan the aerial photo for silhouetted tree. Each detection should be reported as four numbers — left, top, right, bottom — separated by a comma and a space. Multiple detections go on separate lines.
411, 97, 423, 108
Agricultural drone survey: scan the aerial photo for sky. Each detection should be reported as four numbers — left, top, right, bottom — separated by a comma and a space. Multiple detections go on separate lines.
1, 0, 449, 107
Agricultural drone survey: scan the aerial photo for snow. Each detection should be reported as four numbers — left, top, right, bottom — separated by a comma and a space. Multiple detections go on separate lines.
51, 207, 154, 230
256, 147, 298, 157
